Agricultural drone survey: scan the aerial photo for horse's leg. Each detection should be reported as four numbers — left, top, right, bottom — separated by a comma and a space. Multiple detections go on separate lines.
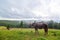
43, 24, 48, 35
44, 27, 48, 35
35, 28, 39, 35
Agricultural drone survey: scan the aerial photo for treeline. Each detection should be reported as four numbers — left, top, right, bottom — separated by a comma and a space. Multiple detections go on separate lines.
48, 20, 60, 29
0, 20, 30, 28
0, 20, 60, 29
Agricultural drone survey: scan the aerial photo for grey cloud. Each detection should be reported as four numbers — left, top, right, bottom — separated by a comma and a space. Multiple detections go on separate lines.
0, 0, 60, 22
0, 0, 40, 18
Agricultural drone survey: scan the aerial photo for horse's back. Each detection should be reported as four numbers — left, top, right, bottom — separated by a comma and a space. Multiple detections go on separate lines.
36, 22, 47, 29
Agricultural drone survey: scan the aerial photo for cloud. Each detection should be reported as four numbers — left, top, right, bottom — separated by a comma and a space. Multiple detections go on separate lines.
0, 0, 60, 22
0, 0, 38, 18
32, 0, 60, 19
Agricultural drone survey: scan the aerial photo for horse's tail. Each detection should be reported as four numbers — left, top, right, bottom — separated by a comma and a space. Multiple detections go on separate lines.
44, 24, 48, 34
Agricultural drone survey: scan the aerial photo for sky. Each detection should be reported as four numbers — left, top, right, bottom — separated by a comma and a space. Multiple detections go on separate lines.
0, 0, 60, 22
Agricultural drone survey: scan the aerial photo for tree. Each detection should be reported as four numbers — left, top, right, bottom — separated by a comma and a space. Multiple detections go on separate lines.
6, 24, 10, 30
19, 21, 24, 28
48, 20, 54, 28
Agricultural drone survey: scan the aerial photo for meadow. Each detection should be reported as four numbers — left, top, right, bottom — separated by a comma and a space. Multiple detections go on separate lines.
0, 26, 60, 40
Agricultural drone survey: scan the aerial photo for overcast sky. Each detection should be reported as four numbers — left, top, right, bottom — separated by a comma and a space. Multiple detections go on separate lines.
0, 0, 60, 21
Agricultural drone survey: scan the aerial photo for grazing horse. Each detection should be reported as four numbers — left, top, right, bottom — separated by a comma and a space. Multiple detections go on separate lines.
30, 22, 48, 35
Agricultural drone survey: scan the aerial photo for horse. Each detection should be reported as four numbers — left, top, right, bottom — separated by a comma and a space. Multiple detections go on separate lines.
30, 22, 48, 35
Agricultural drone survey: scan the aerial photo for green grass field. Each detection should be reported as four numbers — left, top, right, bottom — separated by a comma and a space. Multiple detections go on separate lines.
0, 26, 60, 40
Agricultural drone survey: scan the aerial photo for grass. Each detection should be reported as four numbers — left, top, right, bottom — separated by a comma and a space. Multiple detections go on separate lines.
0, 26, 60, 40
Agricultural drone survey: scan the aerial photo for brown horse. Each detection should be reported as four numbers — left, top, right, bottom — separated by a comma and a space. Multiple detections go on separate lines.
30, 22, 48, 35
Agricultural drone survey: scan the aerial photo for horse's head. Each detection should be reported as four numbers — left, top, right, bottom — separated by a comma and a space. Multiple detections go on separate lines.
29, 23, 36, 28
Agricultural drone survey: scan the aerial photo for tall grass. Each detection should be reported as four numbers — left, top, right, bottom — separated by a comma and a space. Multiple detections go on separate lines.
0, 27, 60, 40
